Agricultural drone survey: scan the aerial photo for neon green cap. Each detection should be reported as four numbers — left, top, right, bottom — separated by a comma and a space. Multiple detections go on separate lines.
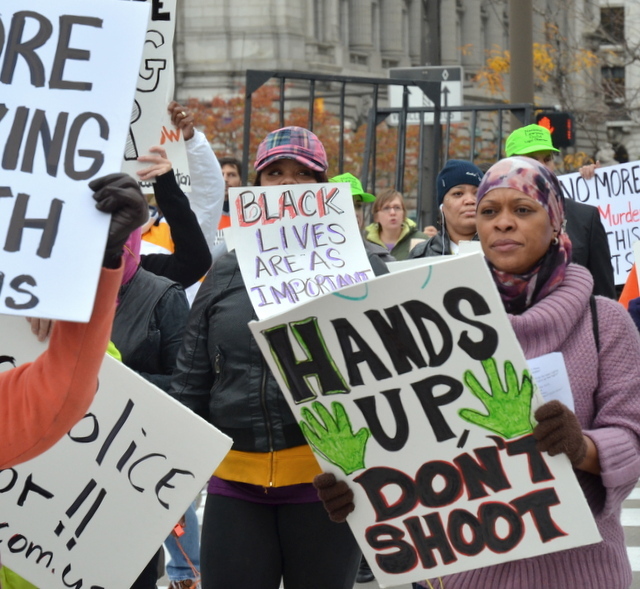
505, 124, 560, 157
330, 172, 375, 202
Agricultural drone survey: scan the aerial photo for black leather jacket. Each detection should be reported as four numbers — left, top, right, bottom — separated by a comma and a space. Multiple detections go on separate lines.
170, 252, 307, 453
112, 267, 189, 392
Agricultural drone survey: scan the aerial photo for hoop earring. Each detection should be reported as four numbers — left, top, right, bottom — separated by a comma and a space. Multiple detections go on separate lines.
552, 236, 559, 246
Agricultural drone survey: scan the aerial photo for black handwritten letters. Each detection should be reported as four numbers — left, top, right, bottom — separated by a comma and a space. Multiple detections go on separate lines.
0, 12, 109, 179
561, 164, 640, 204
0, 185, 63, 310
263, 288, 498, 406
357, 436, 563, 574
1, 8, 112, 313
0, 395, 195, 589
67, 399, 195, 509
0, 13, 101, 90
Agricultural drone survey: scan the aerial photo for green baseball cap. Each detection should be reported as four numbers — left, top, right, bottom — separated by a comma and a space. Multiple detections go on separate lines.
330, 172, 375, 202
505, 124, 560, 157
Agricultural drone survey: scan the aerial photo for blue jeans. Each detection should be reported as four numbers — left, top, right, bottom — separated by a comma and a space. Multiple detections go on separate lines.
164, 501, 200, 582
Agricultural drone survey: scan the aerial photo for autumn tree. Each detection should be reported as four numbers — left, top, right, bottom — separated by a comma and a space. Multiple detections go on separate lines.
476, 0, 640, 167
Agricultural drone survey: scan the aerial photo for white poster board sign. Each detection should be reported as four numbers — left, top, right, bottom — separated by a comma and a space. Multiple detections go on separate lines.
120, 0, 190, 193
0, 316, 232, 589
250, 253, 600, 588
229, 182, 374, 320
0, 0, 149, 321
558, 161, 640, 284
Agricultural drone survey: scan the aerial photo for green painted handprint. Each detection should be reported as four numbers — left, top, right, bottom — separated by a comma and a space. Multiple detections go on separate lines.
300, 401, 370, 475
459, 357, 535, 439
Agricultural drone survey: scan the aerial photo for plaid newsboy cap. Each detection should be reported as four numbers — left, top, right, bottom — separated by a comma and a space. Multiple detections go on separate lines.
254, 126, 328, 173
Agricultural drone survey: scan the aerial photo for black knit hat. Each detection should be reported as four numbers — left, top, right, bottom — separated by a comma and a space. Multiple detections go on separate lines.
436, 159, 484, 205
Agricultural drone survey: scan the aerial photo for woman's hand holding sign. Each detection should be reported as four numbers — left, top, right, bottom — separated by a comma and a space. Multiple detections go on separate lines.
136, 146, 173, 182
533, 400, 588, 467
313, 472, 355, 523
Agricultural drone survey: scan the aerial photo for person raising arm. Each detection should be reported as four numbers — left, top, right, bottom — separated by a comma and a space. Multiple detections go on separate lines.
0, 174, 148, 468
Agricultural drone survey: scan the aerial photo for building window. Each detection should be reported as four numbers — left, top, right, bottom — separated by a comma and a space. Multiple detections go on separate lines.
350, 53, 369, 65
340, 0, 349, 46
314, 0, 326, 43
599, 6, 625, 44
602, 66, 625, 104
402, 3, 409, 54
372, 2, 380, 51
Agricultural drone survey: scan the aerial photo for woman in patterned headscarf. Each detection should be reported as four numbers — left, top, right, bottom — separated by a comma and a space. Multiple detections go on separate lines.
313, 156, 640, 589
418, 156, 640, 588
475, 156, 572, 314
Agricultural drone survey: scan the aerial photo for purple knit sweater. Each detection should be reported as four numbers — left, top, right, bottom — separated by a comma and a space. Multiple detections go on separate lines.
421, 264, 640, 589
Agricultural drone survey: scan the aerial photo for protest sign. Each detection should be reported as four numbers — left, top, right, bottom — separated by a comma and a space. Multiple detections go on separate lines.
559, 161, 640, 284
0, 0, 148, 321
120, 0, 190, 193
229, 182, 374, 320
250, 253, 600, 588
0, 315, 232, 589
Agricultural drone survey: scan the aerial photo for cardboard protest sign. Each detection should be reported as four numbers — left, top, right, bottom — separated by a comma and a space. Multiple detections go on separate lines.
558, 161, 640, 284
0, 315, 232, 589
120, 0, 190, 193
0, 0, 148, 321
229, 182, 374, 320
250, 253, 600, 588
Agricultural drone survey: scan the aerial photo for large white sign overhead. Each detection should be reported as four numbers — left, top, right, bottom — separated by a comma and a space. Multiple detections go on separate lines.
0, 0, 149, 321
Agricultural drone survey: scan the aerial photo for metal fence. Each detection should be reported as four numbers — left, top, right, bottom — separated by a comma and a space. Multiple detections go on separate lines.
242, 69, 544, 225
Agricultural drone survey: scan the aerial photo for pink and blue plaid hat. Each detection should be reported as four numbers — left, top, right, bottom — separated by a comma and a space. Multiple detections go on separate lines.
254, 126, 328, 173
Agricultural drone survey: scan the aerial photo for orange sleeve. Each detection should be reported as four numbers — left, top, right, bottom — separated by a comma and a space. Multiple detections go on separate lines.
619, 264, 639, 309
0, 264, 123, 468
142, 221, 175, 253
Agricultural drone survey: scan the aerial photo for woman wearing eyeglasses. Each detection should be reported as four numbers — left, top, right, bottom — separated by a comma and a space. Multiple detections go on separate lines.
365, 188, 430, 260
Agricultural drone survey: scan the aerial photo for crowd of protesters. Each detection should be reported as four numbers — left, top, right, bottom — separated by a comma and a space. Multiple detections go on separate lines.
5, 101, 640, 589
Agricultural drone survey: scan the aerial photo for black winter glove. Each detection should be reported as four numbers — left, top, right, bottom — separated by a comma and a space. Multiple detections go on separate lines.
313, 472, 355, 523
90, 173, 149, 268
533, 400, 587, 466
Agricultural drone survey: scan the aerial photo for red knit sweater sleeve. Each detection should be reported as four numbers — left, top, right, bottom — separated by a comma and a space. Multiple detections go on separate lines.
0, 265, 123, 468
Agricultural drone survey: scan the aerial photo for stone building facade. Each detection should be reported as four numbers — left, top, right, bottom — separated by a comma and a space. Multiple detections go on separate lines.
174, 0, 639, 163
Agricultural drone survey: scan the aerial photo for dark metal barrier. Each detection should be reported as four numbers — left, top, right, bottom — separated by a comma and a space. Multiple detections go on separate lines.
242, 69, 545, 225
